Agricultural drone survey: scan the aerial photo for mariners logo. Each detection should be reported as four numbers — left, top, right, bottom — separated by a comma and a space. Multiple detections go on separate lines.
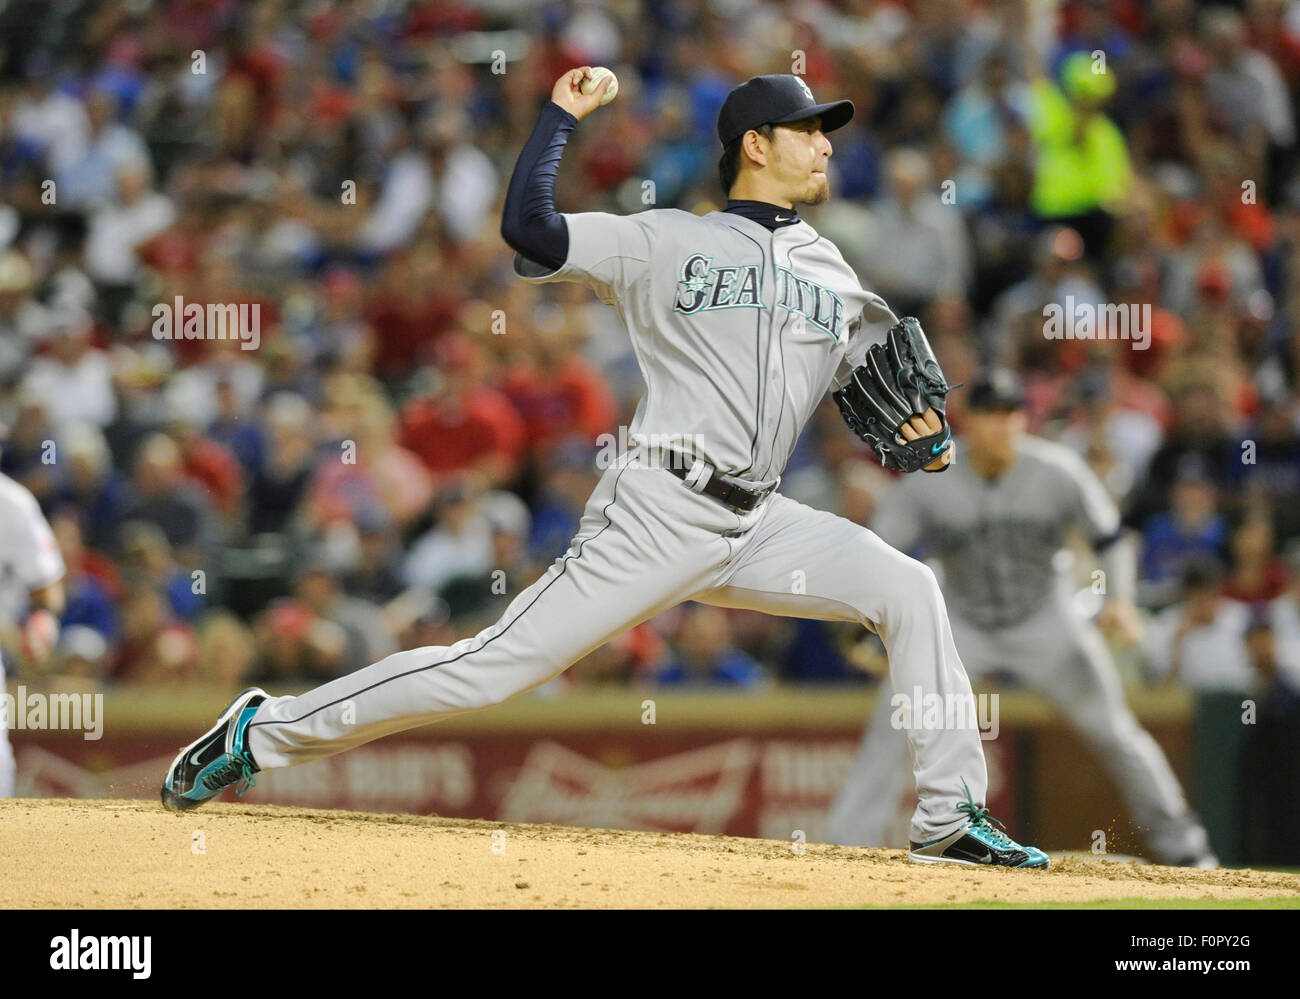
794, 76, 814, 103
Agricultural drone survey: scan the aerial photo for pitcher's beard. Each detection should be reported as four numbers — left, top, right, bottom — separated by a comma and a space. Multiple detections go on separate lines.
803, 174, 830, 205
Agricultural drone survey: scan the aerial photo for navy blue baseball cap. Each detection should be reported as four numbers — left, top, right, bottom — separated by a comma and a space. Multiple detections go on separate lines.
717, 74, 855, 145
967, 368, 1025, 411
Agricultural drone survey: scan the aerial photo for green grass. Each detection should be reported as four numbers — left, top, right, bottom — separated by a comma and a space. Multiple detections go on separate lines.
862, 896, 1300, 910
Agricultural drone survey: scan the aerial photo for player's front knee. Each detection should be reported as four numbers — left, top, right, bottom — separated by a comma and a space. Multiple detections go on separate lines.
871, 554, 944, 629
893, 556, 943, 608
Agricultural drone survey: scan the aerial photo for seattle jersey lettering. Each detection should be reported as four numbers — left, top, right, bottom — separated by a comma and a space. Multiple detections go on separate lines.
673, 253, 845, 341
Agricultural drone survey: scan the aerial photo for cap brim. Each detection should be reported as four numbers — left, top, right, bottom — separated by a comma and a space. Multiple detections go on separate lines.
770, 99, 854, 133
968, 396, 1025, 412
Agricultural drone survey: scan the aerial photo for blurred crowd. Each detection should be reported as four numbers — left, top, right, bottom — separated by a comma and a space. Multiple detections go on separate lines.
0, 0, 1299, 711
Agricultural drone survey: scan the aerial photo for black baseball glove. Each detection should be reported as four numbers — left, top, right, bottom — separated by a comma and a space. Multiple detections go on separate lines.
832, 316, 958, 473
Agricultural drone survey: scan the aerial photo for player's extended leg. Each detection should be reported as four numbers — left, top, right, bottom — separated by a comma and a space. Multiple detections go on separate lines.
161, 458, 754, 811
1020, 605, 1215, 865
825, 612, 997, 847
693, 492, 1046, 865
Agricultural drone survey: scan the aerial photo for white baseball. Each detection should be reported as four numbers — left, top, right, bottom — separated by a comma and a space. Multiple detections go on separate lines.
581, 67, 619, 105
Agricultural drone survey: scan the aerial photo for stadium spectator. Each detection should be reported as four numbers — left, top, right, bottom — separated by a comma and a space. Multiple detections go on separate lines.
1139, 465, 1228, 602
527, 438, 600, 562
0, 251, 52, 382
1221, 513, 1288, 605
365, 239, 463, 381
1144, 555, 1256, 692
1025, 50, 1133, 256
403, 481, 529, 597
398, 341, 528, 491
1268, 541, 1300, 684
498, 326, 618, 459
49, 510, 119, 653
247, 392, 318, 536
9, 58, 90, 172
117, 520, 202, 624
1238, 612, 1300, 864
112, 588, 199, 685
83, 163, 175, 317
118, 433, 220, 560
290, 556, 395, 675
654, 604, 769, 690
304, 376, 434, 530
55, 422, 129, 553
1127, 380, 1238, 529
56, 89, 150, 210
856, 147, 972, 317
21, 312, 117, 430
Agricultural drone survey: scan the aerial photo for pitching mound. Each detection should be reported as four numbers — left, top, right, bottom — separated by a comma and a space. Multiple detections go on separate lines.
3, 799, 1298, 908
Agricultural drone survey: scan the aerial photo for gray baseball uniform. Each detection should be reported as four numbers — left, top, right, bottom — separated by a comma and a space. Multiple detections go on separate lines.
826, 434, 1213, 863
244, 207, 991, 845
0, 471, 66, 797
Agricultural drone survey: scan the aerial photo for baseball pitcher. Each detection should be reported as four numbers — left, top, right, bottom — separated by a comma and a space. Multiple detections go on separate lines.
827, 369, 1217, 867
161, 70, 1048, 867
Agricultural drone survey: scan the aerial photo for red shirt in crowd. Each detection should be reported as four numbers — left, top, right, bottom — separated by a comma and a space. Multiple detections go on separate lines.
1222, 561, 1289, 606
366, 293, 461, 378
399, 386, 528, 479
498, 358, 616, 454
181, 437, 244, 515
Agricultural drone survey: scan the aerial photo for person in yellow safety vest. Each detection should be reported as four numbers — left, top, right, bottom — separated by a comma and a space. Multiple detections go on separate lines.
1028, 51, 1133, 237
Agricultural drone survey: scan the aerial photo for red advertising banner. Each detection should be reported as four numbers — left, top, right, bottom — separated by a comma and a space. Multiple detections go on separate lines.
14, 728, 1017, 843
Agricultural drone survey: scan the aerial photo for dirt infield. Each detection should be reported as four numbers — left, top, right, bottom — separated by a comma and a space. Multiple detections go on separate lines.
3, 799, 1298, 908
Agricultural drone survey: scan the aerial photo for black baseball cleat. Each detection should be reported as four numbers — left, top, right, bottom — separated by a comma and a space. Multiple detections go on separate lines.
908, 780, 1050, 868
161, 687, 267, 812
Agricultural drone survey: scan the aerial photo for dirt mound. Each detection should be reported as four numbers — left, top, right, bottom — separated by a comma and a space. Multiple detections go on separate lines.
3, 799, 1297, 908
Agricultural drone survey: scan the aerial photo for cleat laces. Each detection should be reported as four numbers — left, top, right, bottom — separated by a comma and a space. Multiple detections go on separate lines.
200, 755, 258, 797
956, 778, 1016, 850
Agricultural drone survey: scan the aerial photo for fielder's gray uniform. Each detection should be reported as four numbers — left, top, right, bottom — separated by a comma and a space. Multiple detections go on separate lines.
245, 208, 991, 844
826, 435, 1212, 863
0, 472, 66, 797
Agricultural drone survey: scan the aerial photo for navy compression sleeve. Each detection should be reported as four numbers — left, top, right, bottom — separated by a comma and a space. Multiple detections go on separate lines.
500, 101, 577, 271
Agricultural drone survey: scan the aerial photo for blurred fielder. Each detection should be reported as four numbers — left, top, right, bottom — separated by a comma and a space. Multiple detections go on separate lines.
0, 434, 67, 796
827, 369, 1217, 867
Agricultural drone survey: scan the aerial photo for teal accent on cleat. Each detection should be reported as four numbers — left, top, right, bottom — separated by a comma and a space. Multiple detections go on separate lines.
160, 687, 267, 812
907, 779, 1050, 869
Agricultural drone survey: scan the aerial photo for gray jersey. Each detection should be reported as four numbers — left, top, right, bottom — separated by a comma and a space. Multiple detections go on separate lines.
871, 435, 1120, 628
0, 471, 65, 625
514, 209, 897, 487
